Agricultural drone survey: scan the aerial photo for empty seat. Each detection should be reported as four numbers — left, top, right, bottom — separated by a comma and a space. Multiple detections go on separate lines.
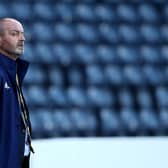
52, 109, 74, 136
120, 108, 140, 135
49, 67, 64, 86
161, 25, 168, 43
34, 43, 54, 63
155, 87, 168, 107
32, 22, 53, 42
27, 86, 49, 107
87, 87, 114, 107
33, 3, 54, 21
48, 86, 67, 107
95, 5, 116, 22
52, 44, 73, 65
139, 108, 160, 135
105, 65, 124, 85
54, 3, 74, 22
118, 88, 134, 107
117, 46, 141, 63
24, 65, 46, 84
74, 44, 96, 64
86, 65, 106, 85
0, 4, 11, 17
99, 24, 119, 43
11, 3, 32, 21
123, 66, 145, 85
143, 66, 165, 85
68, 67, 84, 86
54, 23, 76, 42
70, 108, 97, 136
117, 4, 138, 23
141, 25, 161, 43
141, 46, 162, 63
67, 87, 88, 107
137, 88, 153, 108
100, 109, 122, 136
119, 25, 140, 43
159, 108, 168, 133
75, 4, 95, 22
96, 45, 118, 64
35, 109, 56, 138
138, 4, 160, 23
77, 24, 98, 43
161, 46, 168, 62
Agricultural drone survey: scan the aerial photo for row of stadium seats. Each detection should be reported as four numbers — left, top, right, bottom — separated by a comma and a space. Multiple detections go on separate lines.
24, 65, 167, 85
30, 107, 168, 138
0, 3, 168, 23
23, 85, 167, 108
24, 44, 168, 64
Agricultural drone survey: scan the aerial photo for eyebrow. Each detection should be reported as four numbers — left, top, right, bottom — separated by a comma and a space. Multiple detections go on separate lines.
9, 30, 24, 34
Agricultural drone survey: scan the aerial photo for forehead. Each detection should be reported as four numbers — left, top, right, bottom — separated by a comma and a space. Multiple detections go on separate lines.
2, 20, 24, 32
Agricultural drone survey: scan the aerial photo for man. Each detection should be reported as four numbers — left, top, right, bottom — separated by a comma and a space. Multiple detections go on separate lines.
0, 18, 34, 168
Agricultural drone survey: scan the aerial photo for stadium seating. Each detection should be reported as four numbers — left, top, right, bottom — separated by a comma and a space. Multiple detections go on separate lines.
1, 0, 167, 139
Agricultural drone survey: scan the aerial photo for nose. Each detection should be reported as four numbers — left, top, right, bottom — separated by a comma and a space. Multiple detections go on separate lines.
20, 33, 25, 41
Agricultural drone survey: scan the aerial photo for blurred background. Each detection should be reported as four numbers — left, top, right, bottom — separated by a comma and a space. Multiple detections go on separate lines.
1, 0, 168, 167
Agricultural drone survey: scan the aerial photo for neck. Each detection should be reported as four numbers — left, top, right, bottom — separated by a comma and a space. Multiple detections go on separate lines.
0, 49, 18, 61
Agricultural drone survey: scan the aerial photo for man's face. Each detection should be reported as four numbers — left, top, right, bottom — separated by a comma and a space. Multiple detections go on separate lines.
0, 19, 25, 59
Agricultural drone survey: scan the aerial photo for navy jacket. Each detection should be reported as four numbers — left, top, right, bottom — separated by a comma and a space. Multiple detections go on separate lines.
0, 53, 29, 168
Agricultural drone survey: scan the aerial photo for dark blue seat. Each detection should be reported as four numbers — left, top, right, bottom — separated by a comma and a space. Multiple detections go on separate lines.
27, 86, 49, 107
99, 24, 119, 43
52, 110, 74, 136
100, 109, 122, 136
32, 22, 53, 42
29, 112, 44, 139
49, 67, 64, 86
118, 88, 134, 107
34, 43, 54, 63
117, 46, 141, 63
11, 3, 32, 21
67, 87, 88, 107
161, 25, 168, 43
143, 66, 165, 85
155, 87, 168, 108
74, 44, 96, 64
141, 25, 161, 43
0, 4, 11, 17
75, 4, 95, 22
120, 108, 140, 135
119, 25, 140, 43
117, 4, 138, 23
95, 5, 116, 22
137, 88, 153, 108
141, 46, 162, 63
139, 108, 159, 135
54, 23, 76, 42
159, 108, 168, 133
138, 4, 160, 23
96, 45, 117, 64
68, 67, 84, 86
35, 109, 56, 138
24, 65, 46, 85
77, 24, 98, 43
70, 109, 97, 136
54, 3, 74, 22
48, 86, 67, 107
123, 66, 145, 85
105, 65, 124, 85
161, 46, 168, 62
87, 87, 114, 107
86, 65, 106, 85
52, 44, 73, 65
33, 3, 54, 21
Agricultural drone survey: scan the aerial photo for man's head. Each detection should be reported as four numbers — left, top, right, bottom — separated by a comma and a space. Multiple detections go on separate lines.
0, 18, 25, 60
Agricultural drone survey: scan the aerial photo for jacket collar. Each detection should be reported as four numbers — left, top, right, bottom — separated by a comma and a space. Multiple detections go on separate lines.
0, 53, 29, 85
